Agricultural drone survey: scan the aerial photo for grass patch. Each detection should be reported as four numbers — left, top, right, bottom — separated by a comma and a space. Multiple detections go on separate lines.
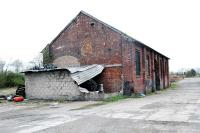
71, 94, 142, 110
146, 91, 158, 95
103, 95, 130, 103
170, 83, 177, 89
103, 94, 145, 103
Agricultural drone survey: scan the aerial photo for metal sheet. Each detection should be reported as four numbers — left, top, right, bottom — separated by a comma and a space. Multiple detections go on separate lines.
66, 64, 98, 73
70, 65, 104, 85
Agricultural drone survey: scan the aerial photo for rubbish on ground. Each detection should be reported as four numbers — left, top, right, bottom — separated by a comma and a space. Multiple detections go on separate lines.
138, 93, 146, 97
123, 81, 134, 96
79, 87, 89, 94
7, 95, 14, 101
13, 96, 24, 102
99, 84, 104, 92
16, 85, 25, 98
30, 64, 57, 70
0, 95, 6, 100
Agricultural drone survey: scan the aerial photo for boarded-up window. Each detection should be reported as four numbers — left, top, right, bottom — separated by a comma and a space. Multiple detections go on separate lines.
136, 50, 141, 76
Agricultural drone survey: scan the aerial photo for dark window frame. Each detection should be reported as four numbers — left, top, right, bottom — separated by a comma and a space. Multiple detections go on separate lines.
147, 55, 150, 76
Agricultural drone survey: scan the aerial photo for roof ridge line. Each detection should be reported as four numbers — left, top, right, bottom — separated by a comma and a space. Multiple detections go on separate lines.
47, 10, 169, 59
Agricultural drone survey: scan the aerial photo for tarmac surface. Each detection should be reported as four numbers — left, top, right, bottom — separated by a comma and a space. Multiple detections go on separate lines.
1, 78, 200, 133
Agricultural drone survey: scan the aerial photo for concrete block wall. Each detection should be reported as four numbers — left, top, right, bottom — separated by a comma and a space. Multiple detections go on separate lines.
25, 71, 81, 100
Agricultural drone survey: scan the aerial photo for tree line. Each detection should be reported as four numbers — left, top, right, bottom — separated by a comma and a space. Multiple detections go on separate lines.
184, 69, 197, 77
0, 54, 43, 88
171, 68, 199, 78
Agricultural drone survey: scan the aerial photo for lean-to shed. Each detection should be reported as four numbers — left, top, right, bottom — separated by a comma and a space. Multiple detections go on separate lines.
24, 64, 104, 100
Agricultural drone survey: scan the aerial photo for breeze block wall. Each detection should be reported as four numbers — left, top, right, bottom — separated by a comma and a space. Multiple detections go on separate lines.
25, 71, 81, 100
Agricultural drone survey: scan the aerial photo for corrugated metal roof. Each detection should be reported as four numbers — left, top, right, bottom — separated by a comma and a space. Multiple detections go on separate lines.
70, 64, 104, 85
23, 64, 104, 85
66, 65, 99, 73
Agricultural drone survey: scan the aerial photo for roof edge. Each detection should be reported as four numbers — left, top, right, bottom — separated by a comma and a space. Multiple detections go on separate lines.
80, 11, 169, 59
48, 11, 82, 46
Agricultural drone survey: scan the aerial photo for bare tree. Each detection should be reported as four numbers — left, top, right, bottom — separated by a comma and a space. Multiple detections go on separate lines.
11, 59, 23, 73
29, 54, 43, 68
0, 60, 5, 72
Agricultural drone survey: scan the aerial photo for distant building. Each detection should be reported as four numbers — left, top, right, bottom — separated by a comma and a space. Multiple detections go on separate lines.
42, 11, 169, 95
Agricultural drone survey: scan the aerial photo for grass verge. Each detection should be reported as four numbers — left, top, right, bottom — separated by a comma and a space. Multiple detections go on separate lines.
103, 95, 129, 103
71, 94, 143, 110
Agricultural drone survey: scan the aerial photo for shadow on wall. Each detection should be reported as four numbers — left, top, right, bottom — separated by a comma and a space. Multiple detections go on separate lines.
123, 81, 134, 96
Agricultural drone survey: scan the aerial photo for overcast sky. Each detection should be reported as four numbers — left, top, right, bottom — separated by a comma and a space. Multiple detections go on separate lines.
0, 0, 199, 71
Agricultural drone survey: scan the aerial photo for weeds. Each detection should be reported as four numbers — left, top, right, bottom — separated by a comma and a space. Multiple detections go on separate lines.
71, 94, 142, 110
170, 83, 177, 89
103, 95, 130, 103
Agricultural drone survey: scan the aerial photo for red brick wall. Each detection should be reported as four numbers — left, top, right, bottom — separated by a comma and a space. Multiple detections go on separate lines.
51, 13, 121, 65
121, 39, 146, 93
97, 67, 122, 93
50, 13, 122, 93
48, 12, 170, 94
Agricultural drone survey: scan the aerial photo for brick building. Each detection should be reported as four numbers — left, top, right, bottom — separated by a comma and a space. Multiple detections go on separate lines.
42, 11, 169, 95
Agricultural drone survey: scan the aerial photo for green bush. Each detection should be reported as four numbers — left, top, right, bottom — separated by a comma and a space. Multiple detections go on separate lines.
0, 72, 7, 88
0, 72, 24, 88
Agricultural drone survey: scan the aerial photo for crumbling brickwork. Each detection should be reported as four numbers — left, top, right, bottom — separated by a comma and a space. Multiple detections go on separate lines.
43, 11, 169, 94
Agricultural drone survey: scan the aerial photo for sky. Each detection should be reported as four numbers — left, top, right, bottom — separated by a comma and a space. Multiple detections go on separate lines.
0, 0, 200, 72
